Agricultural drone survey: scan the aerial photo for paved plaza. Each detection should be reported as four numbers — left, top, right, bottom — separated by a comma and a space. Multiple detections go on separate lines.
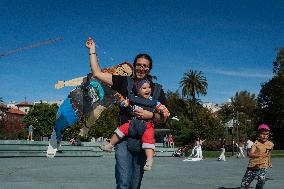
0, 156, 283, 189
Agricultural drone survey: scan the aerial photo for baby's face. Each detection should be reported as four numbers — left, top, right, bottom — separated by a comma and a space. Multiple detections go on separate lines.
138, 82, 151, 99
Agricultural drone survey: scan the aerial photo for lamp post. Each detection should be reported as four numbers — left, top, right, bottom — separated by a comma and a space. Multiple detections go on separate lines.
236, 111, 239, 143
231, 118, 234, 156
246, 119, 251, 139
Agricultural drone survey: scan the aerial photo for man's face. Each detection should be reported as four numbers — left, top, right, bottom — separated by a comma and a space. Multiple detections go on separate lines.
134, 58, 150, 79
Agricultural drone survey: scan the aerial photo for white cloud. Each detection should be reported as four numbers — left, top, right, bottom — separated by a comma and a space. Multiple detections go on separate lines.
205, 68, 272, 78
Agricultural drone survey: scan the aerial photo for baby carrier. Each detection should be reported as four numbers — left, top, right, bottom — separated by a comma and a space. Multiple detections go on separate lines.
126, 77, 162, 152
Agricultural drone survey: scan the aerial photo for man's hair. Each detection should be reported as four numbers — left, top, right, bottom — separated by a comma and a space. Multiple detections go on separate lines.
133, 53, 153, 70
133, 53, 156, 81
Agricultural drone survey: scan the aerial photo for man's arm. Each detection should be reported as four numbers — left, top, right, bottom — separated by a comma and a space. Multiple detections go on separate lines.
86, 37, 113, 86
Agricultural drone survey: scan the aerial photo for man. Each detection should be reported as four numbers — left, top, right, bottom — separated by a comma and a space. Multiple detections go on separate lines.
86, 37, 169, 188
28, 125, 34, 141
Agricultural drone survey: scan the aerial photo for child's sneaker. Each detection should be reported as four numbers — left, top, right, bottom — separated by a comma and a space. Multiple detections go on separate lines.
100, 143, 113, 152
143, 159, 153, 171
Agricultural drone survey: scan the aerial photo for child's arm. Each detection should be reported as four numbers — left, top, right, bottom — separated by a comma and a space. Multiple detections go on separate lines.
268, 142, 274, 168
118, 96, 129, 108
248, 145, 269, 158
268, 152, 272, 168
156, 102, 170, 114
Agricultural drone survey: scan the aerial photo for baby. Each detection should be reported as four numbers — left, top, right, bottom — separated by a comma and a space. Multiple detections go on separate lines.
100, 80, 169, 171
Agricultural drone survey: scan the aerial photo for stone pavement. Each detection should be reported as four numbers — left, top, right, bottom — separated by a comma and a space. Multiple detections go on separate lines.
0, 157, 283, 189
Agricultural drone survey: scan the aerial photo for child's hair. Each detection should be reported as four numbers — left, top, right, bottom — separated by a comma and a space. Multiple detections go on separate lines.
257, 124, 270, 133
135, 80, 151, 94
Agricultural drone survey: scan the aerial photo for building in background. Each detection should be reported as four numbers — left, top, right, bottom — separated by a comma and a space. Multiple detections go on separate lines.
202, 102, 222, 113
15, 102, 33, 113
3, 108, 27, 133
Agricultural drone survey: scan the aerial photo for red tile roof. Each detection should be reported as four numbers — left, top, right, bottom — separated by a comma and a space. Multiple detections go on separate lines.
7, 108, 27, 115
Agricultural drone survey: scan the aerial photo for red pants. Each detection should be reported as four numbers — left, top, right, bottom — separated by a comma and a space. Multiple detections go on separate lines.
115, 120, 155, 149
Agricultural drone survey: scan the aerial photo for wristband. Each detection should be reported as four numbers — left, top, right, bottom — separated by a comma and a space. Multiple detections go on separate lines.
151, 113, 156, 120
89, 52, 96, 55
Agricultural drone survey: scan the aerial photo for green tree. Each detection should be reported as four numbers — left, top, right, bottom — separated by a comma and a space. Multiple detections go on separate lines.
23, 103, 58, 140
190, 107, 223, 140
230, 91, 258, 117
218, 91, 258, 141
165, 90, 186, 117
62, 118, 85, 141
179, 70, 208, 102
258, 73, 284, 149
88, 105, 119, 139
273, 47, 284, 75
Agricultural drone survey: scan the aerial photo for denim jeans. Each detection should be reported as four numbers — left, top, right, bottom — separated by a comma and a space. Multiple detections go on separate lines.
115, 139, 146, 189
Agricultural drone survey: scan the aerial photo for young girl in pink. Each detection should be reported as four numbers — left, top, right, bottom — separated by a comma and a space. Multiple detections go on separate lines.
240, 124, 274, 189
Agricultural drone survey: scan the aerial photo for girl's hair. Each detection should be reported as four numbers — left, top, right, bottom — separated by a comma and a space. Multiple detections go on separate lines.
133, 53, 156, 81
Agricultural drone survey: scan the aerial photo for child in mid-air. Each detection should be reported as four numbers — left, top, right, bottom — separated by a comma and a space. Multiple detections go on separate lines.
100, 80, 169, 171
240, 124, 274, 189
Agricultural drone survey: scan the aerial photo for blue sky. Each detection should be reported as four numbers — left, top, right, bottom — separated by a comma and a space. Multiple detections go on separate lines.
1, 0, 284, 104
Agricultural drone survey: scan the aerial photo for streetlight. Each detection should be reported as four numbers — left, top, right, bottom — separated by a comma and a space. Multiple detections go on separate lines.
245, 119, 251, 139
170, 116, 180, 137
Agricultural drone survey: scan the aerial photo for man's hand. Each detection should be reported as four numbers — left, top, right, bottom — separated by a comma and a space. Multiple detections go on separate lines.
86, 37, 96, 51
133, 108, 153, 120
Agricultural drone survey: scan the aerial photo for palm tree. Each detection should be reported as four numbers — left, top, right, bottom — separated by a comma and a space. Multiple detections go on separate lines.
179, 70, 208, 103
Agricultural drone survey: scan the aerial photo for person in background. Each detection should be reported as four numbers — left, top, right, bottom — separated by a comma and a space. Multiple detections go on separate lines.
28, 125, 34, 141
245, 139, 254, 156
168, 134, 174, 148
163, 134, 168, 148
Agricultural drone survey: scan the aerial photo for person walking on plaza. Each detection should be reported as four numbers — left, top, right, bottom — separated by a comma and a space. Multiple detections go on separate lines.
28, 125, 34, 141
246, 139, 254, 156
163, 134, 168, 147
86, 37, 169, 188
218, 138, 226, 161
236, 141, 246, 158
190, 138, 205, 159
240, 124, 274, 189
